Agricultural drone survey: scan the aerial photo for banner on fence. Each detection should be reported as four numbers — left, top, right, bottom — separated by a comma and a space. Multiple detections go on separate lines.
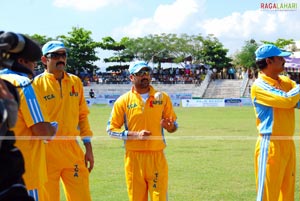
182, 98, 252, 107
182, 99, 225, 107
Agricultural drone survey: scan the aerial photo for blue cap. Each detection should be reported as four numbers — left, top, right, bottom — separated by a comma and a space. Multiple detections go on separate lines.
255, 44, 291, 60
128, 61, 151, 74
42, 41, 66, 55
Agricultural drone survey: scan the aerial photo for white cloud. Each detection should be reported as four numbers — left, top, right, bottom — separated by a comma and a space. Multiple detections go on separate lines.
82, 0, 299, 54
113, 0, 205, 38
153, 0, 199, 30
199, 10, 276, 39
53, 0, 124, 11
198, 9, 300, 53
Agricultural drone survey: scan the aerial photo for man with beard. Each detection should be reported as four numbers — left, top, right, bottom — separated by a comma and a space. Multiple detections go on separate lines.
33, 41, 94, 201
107, 61, 178, 201
251, 44, 300, 201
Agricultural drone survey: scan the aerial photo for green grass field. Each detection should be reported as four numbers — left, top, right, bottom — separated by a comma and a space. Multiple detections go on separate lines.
61, 105, 300, 201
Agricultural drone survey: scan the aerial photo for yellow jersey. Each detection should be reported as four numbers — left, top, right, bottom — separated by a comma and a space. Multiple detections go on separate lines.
33, 71, 92, 140
251, 72, 300, 136
0, 69, 49, 189
107, 85, 177, 151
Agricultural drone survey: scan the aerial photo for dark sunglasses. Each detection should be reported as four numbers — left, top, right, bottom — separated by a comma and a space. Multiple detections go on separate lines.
46, 52, 67, 59
133, 70, 151, 77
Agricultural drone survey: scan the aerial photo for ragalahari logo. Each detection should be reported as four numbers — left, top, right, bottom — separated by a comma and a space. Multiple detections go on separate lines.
260, 2, 297, 11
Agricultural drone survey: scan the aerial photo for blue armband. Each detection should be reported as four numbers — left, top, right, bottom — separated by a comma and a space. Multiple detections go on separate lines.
174, 121, 178, 128
123, 130, 128, 137
82, 137, 91, 144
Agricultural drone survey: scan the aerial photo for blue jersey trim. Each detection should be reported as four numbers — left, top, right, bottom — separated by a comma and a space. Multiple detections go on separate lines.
256, 135, 270, 201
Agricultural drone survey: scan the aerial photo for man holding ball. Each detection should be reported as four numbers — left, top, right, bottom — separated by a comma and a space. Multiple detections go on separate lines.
107, 61, 178, 201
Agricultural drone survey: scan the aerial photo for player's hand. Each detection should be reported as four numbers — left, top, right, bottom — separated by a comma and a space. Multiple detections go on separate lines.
136, 130, 151, 140
84, 142, 94, 172
161, 118, 176, 133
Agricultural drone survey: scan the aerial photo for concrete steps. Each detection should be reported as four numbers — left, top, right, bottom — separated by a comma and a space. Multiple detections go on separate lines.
84, 83, 201, 98
203, 79, 243, 98
84, 79, 245, 99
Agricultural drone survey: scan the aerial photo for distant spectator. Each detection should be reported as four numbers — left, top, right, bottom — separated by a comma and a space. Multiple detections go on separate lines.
248, 68, 253, 79
175, 68, 180, 76
221, 67, 227, 79
228, 67, 235, 79
211, 68, 217, 81
89, 89, 95, 98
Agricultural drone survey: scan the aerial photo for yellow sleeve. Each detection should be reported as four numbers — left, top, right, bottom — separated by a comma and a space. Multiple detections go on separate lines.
106, 95, 127, 139
78, 79, 93, 138
162, 92, 177, 120
251, 81, 300, 109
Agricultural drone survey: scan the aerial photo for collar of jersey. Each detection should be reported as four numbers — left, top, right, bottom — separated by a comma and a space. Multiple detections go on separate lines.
43, 70, 70, 80
258, 72, 283, 85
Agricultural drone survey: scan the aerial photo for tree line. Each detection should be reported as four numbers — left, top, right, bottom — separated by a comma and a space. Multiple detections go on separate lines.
29, 26, 296, 76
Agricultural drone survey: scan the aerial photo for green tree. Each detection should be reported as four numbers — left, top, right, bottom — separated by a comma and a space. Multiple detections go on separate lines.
29, 34, 54, 46
261, 38, 295, 49
58, 27, 101, 75
232, 39, 258, 69
186, 34, 204, 64
123, 33, 188, 67
200, 34, 231, 69
105, 33, 232, 72
100, 36, 133, 71
122, 35, 168, 63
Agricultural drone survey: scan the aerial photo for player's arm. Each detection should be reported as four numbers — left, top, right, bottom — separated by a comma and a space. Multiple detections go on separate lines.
107, 96, 152, 140
252, 81, 300, 108
78, 80, 93, 139
78, 118, 94, 172
83, 141, 94, 172
161, 118, 177, 133
22, 84, 57, 139
161, 92, 178, 133
77, 120, 94, 172
106, 96, 125, 139
76, 81, 94, 171
106, 110, 151, 140
126, 130, 151, 140
30, 122, 56, 138
107, 112, 127, 139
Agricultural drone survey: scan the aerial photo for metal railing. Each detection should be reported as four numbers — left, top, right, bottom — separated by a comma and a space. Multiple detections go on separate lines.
240, 72, 249, 97
197, 70, 212, 98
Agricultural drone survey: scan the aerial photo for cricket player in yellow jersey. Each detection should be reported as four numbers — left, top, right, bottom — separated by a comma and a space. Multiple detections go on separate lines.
251, 44, 300, 201
33, 41, 94, 201
0, 34, 57, 201
107, 61, 178, 201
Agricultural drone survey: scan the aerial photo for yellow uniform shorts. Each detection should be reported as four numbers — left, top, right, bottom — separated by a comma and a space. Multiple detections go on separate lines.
43, 141, 91, 201
255, 136, 295, 201
125, 150, 168, 201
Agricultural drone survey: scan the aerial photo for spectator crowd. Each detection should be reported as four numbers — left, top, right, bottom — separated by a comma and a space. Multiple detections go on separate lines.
81, 65, 249, 86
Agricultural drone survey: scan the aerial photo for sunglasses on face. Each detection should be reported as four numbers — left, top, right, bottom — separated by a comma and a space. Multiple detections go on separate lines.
133, 70, 151, 77
46, 52, 67, 59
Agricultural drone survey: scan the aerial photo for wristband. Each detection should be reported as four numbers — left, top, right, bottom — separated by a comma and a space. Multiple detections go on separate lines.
44, 121, 58, 143
50, 121, 58, 133
82, 137, 91, 144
